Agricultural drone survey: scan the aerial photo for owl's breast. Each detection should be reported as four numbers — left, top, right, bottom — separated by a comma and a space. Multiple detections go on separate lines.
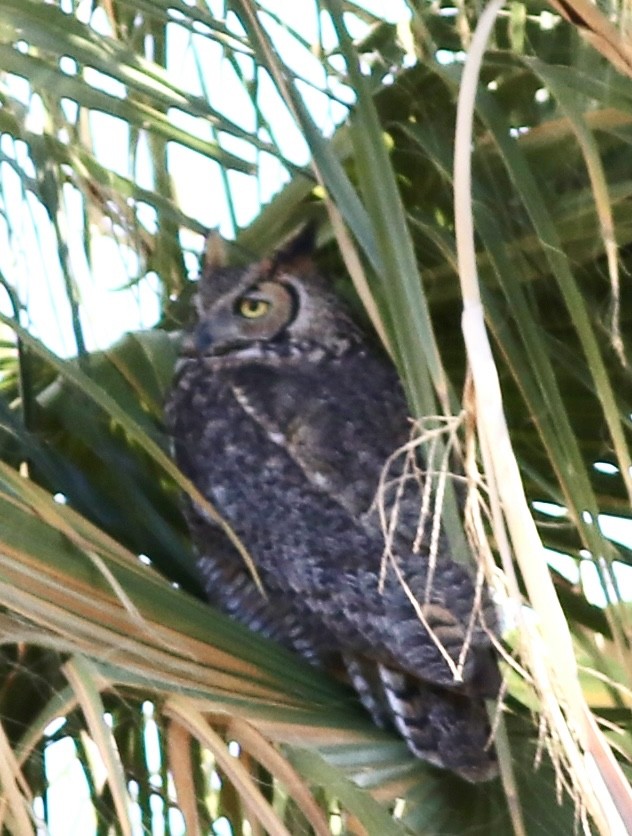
168, 355, 400, 584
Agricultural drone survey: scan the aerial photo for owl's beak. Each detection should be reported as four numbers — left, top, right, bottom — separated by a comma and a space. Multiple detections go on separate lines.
194, 322, 215, 353
192, 321, 242, 357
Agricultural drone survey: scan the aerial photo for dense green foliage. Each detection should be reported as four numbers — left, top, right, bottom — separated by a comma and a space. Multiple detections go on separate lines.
0, 1, 631, 833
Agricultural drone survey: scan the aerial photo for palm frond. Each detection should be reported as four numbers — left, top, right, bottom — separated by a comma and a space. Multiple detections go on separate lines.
1, 1, 632, 833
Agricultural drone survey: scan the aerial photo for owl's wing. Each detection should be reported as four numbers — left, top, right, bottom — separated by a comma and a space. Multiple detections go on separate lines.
227, 352, 410, 519
302, 555, 500, 696
224, 357, 499, 697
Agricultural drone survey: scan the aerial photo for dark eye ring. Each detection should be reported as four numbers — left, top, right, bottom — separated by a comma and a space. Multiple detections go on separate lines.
237, 297, 270, 319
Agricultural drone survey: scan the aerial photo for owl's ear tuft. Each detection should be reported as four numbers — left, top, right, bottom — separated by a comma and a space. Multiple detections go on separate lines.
272, 222, 317, 273
202, 230, 227, 272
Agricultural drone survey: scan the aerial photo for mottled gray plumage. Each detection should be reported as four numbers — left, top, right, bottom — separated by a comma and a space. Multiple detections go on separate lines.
165, 228, 500, 782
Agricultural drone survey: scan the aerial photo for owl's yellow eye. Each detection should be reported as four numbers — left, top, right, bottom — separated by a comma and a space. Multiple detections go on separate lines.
237, 297, 270, 319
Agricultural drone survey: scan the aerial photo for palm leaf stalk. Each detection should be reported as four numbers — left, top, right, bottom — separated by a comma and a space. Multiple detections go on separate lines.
455, 2, 632, 832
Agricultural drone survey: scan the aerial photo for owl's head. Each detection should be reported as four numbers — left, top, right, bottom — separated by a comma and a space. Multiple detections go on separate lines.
186, 225, 361, 359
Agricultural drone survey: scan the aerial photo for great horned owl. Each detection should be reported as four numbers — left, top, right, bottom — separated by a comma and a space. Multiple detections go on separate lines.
165, 226, 500, 782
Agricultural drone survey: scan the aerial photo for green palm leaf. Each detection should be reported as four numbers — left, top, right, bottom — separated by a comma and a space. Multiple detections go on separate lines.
1, 1, 632, 833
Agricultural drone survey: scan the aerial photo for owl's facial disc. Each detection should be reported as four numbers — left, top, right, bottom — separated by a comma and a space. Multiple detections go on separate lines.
194, 280, 298, 355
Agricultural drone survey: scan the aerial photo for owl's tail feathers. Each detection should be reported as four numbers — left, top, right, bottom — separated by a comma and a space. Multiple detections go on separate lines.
379, 666, 498, 782
344, 656, 498, 783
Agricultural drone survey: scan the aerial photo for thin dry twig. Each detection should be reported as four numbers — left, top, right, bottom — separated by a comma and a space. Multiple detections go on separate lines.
374, 415, 488, 685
